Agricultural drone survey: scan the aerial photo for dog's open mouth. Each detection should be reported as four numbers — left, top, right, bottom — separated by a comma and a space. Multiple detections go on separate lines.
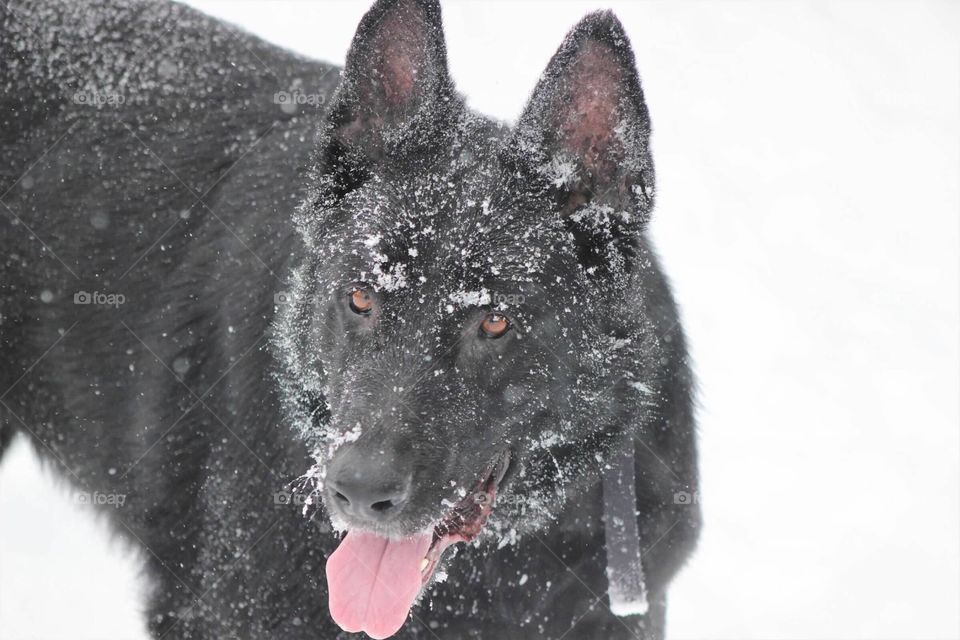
325, 451, 511, 639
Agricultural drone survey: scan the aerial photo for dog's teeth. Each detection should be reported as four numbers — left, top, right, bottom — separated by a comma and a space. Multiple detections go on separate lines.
420, 558, 429, 573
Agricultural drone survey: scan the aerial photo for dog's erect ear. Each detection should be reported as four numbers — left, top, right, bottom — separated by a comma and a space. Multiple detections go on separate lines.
317, 0, 455, 198
516, 12, 654, 223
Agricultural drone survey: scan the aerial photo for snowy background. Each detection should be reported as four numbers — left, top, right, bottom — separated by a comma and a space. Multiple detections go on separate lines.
1, 1, 958, 638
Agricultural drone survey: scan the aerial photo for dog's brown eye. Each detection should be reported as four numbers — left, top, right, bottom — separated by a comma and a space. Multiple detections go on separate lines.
349, 288, 374, 314
480, 312, 510, 339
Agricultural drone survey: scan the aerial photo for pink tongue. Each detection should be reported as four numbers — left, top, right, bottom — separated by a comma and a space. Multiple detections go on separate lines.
325, 530, 434, 639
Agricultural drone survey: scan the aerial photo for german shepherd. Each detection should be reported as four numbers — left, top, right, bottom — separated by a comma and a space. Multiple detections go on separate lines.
0, 0, 699, 637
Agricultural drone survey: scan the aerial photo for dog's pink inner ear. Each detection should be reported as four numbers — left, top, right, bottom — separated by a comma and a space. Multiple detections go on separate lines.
557, 42, 628, 184
360, 1, 431, 113
376, 11, 420, 106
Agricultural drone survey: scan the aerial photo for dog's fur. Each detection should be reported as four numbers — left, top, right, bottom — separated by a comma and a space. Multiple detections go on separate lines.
0, 0, 700, 638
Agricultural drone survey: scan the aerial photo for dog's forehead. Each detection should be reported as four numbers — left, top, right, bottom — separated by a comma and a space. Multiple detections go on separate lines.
334, 149, 559, 290
310, 113, 578, 304
350, 186, 558, 296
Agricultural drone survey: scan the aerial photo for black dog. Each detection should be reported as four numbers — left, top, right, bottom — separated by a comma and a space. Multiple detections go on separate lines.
0, 0, 700, 637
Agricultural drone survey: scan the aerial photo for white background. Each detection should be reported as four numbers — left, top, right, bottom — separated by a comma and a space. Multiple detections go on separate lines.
1, 1, 958, 639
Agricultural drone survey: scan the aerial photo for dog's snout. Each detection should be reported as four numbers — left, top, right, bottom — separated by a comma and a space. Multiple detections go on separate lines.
328, 448, 412, 522
331, 480, 410, 519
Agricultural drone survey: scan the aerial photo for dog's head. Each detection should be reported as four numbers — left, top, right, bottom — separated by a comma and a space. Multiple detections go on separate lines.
274, 0, 663, 635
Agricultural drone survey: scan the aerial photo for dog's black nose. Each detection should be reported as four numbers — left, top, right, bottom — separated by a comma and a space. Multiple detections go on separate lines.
327, 448, 412, 522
